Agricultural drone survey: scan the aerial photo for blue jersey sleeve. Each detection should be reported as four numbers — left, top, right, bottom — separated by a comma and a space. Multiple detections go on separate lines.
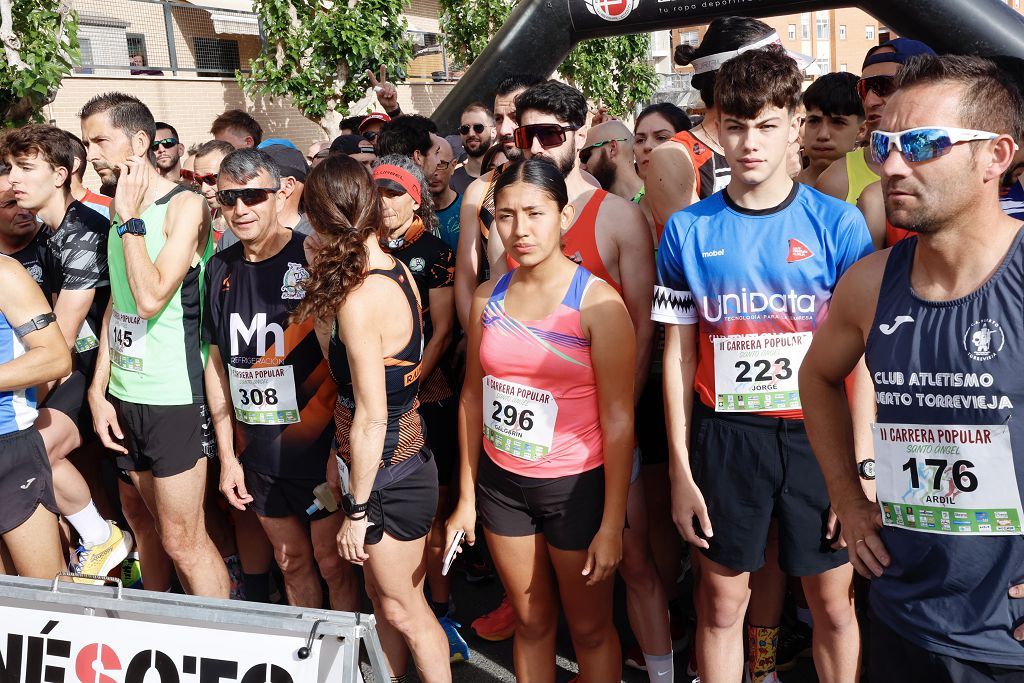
834, 207, 874, 279
652, 214, 698, 325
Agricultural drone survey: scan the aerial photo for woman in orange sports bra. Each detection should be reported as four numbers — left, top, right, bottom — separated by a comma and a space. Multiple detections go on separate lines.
447, 159, 635, 682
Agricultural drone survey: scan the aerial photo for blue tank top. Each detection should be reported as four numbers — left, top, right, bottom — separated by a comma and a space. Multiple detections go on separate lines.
0, 304, 38, 434
865, 230, 1024, 665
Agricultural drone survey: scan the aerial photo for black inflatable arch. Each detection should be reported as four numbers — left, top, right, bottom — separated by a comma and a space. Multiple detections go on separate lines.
431, 0, 1024, 132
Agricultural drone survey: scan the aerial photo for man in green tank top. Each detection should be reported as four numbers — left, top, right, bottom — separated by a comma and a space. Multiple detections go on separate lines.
81, 92, 229, 598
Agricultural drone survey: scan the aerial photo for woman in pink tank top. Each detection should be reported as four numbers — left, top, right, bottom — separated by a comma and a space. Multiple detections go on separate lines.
447, 159, 635, 682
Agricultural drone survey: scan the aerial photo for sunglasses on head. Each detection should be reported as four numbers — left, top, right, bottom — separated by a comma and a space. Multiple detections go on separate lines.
459, 123, 487, 136
513, 123, 580, 151
151, 137, 179, 151
194, 173, 219, 187
216, 186, 280, 208
856, 75, 897, 101
869, 127, 1000, 165
578, 137, 627, 164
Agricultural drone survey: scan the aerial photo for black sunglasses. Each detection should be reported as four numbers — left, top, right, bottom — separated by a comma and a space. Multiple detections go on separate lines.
856, 75, 897, 100
459, 123, 487, 136
578, 138, 627, 165
151, 137, 179, 151
513, 124, 579, 150
216, 186, 280, 208
363, 131, 379, 142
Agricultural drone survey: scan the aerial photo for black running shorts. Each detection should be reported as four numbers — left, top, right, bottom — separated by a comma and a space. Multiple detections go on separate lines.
689, 399, 848, 576
363, 451, 438, 546
0, 428, 59, 535
110, 398, 212, 478
245, 469, 333, 521
869, 611, 1024, 682
40, 370, 93, 437
477, 453, 605, 551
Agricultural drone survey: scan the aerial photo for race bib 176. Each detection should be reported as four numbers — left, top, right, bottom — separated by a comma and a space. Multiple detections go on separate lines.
873, 423, 1024, 535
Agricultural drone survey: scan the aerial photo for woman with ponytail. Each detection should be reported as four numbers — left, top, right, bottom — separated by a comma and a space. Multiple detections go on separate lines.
297, 154, 451, 683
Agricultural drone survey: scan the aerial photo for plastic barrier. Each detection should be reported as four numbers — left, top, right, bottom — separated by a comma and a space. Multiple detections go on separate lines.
0, 574, 389, 683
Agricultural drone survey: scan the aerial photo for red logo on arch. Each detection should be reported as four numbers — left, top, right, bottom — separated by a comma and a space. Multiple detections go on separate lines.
787, 239, 814, 263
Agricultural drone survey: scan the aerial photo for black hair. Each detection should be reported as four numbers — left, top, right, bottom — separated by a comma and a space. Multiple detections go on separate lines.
211, 109, 263, 146
65, 131, 87, 180
801, 72, 864, 119
495, 74, 546, 98
674, 16, 774, 109
462, 101, 495, 121
192, 139, 236, 160
493, 158, 569, 211
79, 92, 156, 146
219, 148, 282, 185
715, 45, 802, 120
0, 124, 77, 189
635, 102, 692, 133
340, 115, 366, 133
375, 115, 434, 157
897, 54, 1024, 144
154, 121, 180, 140
514, 80, 587, 130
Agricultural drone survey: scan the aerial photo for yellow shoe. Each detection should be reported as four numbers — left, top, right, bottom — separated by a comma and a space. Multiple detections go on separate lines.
72, 522, 134, 585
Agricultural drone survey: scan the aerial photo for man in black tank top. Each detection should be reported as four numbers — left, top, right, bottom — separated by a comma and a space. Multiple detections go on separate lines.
800, 56, 1024, 681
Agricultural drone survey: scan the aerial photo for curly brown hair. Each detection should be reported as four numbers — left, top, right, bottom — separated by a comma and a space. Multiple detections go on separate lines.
293, 155, 388, 323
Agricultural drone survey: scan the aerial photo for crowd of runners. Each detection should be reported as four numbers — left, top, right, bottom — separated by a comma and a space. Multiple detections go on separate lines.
1, 14, 1024, 683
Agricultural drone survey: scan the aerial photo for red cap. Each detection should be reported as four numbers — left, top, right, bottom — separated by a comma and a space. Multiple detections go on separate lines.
359, 112, 391, 132
372, 164, 421, 204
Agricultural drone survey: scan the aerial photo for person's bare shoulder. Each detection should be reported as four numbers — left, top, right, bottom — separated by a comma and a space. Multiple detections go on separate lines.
815, 155, 851, 201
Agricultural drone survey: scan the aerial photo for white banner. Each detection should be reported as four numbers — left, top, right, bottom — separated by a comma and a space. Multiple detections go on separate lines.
0, 606, 321, 683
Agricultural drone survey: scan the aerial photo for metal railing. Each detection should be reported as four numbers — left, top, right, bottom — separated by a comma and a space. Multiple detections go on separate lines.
71, 0, 459, 82
73, 0, 261, 77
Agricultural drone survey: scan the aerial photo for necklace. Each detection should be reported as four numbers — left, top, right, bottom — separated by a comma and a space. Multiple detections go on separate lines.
697, 122, 723, 153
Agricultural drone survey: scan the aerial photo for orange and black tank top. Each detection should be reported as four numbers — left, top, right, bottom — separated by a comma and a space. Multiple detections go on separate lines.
329, 259, 425, 467
562, 189, 621, 295
670, 130, 730, 201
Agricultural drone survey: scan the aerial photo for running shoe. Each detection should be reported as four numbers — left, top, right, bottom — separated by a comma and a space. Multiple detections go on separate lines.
471, 595, 515, 641
459, 544, 495, 583
775, 619, 812, 671
624, 643, 646, 671
120, 551, 143, 589
71, 522, 133, 584
439, 616, 470, 662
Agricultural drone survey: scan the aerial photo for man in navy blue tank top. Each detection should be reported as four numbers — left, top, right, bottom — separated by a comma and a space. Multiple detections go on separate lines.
801, 55, 1024, 682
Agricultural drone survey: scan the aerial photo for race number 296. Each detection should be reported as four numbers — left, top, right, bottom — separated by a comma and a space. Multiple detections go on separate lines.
482, 376, 557, 461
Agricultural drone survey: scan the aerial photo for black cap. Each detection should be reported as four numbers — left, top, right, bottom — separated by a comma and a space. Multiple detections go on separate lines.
329, 134, 376, 157
262, 144, 309, 183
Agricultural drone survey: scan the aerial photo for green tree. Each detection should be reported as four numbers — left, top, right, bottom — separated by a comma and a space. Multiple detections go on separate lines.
438, 0, 658, 117
0, 0, 79, 127
243, 0, 413, 134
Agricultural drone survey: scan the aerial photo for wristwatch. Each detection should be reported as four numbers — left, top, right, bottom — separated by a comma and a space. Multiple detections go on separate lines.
117, 218, 147, 238
858, 458, 876, 481
341, 493, 369, 520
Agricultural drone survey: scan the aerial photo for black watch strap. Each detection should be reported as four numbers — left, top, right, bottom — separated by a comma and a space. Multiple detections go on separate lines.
13, 312, 57, 338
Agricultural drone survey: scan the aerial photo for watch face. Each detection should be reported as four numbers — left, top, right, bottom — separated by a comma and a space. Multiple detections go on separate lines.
863, 460, 876, 478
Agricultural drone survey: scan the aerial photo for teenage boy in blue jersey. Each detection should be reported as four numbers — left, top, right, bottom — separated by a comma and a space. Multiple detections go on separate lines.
653, 45, 874, 683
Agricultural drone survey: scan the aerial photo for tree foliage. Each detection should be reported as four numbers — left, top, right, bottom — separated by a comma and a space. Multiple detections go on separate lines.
0, 0, 79, 127
438, 0, 658, 117
243, 0, 413, 133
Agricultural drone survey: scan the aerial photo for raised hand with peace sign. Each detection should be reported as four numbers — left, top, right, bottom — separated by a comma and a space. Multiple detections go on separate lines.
367, 65, 400, 115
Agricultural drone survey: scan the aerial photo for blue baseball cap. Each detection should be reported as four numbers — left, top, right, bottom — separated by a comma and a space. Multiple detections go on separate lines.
863, 38, 936, 68
257, 137, 298, 151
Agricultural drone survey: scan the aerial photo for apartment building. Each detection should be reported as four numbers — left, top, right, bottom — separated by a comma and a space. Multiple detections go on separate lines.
47, 0, 456, 153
